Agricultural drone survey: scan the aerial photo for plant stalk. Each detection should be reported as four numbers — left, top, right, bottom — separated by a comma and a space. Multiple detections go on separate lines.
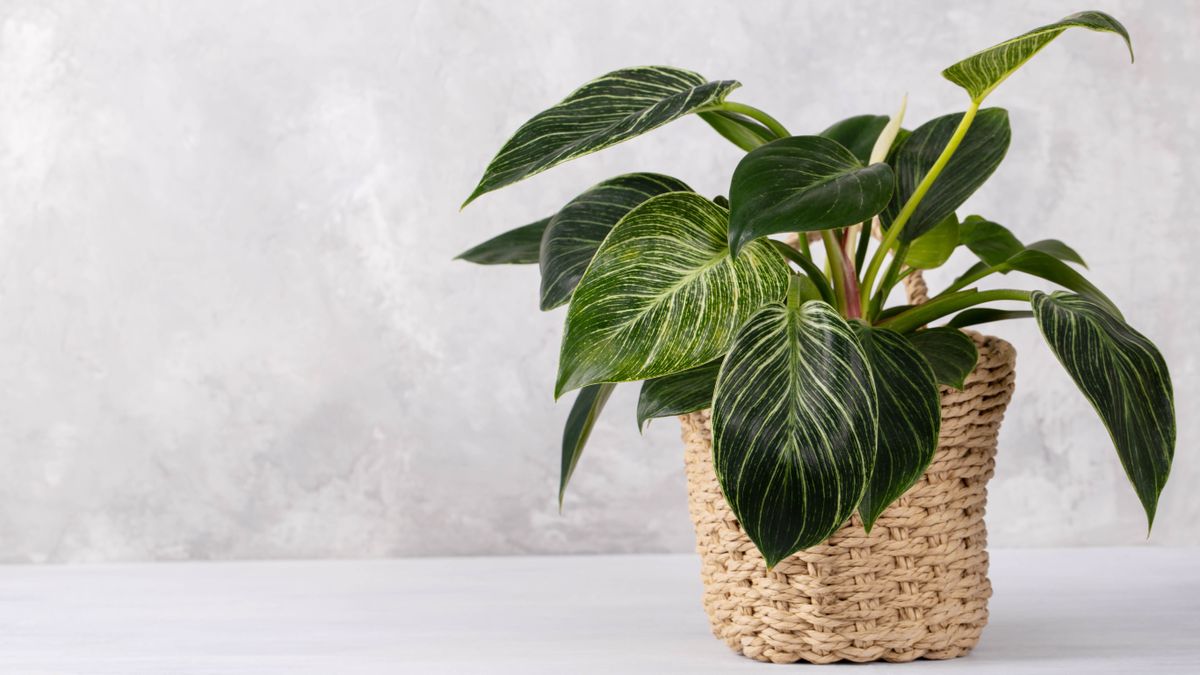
879, 288, 1032, 333
821, 229, 849, 314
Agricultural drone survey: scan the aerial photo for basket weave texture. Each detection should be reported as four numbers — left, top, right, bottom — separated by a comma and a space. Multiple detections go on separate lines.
679, 327, 1017, 664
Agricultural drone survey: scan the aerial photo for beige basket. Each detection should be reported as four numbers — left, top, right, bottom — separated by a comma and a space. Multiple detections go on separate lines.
679, 270, 1017, 664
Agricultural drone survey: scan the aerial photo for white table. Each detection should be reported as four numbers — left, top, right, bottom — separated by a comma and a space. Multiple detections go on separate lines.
0, 548, 1195, 674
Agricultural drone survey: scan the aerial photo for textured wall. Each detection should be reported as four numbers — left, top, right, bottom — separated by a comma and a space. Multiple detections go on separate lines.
0, 0, 1195, 562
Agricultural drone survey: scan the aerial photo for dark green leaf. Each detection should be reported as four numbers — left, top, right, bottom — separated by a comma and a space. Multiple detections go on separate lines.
559, 383, 616, 509
1031, 291, 1173, 527
907, 327, 979, 390
947, 308, 1034, 328
728, 135, 894, 255
852, 324, 941, 531
1027, 239, 1087, 267
556, 192, 790, 396
904, 213, 960, 269
883, 109, 1011, 242
699, 111, 774, 151
943, 11, 1133, 103
1007, 250, 1120, 318
820, 114, 889, 164
960, 215, 1024, 266
464, 66, 739, 205
539, 173, 691, 310
456, 217, 550, 265
636, 360, 720, 431
712, 293, 876, 568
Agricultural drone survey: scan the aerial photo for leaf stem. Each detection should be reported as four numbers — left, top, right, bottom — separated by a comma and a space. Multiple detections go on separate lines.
712, 102, 791, 139
870, 242, 909, 319
821, 230, 849, 314
939, 264, 997, 296
771, 240, 835, 307
879, 288, 1031, 333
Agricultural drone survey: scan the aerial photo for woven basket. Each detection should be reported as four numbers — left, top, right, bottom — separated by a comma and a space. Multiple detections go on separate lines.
678, 271, 1017, 664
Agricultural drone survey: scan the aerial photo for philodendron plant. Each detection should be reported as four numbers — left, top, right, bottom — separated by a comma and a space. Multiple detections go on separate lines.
458, 11, 1175, 568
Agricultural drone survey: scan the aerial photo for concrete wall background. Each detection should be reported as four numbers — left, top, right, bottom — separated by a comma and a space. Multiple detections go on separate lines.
0, 0, 1195, 562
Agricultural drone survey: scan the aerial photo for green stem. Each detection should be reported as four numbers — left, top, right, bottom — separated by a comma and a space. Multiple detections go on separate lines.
770, 240, 835, 307
821, 229, 848, 314
713, 102, 791, 139
870, 242, 909, 320
879, 288, 1031, 334
938, 264, 997, 296
853, 220, 872, 272
795, 232, 811, 258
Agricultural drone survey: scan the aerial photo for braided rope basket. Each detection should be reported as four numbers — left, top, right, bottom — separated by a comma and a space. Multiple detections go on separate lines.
678, 270, 1017, 663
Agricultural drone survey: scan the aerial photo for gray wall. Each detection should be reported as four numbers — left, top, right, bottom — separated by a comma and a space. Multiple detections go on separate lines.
0, 0, 1195, 562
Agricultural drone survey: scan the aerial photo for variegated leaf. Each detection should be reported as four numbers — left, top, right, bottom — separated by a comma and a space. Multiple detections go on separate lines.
712, 292, 877, 568
852, 324, 941, 531
556, 192, 789, 396
559, 383, 616, 509
540, 173, 691, 310
727, 136, 894, 255
456, 217, 549, 265
636, 360, 720, 431
464, 67, 739, 205
943, 11, 1133, 103
1032, 291, 1174, 527
908, 327, 979, 390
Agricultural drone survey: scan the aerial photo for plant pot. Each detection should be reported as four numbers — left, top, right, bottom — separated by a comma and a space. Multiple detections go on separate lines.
678, 331, 1016, 663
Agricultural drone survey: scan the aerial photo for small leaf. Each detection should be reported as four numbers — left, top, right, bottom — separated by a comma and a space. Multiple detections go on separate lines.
960, 215, 1024, 265
943, 11, 1133, 103
947, 308, 1033, 329
559, 383, 616, 509
456, 217, 550, 265
1007, 250, 1121, 318
820, 114, 889, 164
464, 66, 738, 205
883, 109, 1011, 242
699, 111, 774, 151
1031, 291, 1173, 528
540, 173, 691, 310
556, 192, 790, 396
852, 324, 941, 531
728, 135, 894, 255
1027, 239, 1087, 267
712, 298, 876, 568
904, 213, 960, 269
907, 327, 979, 390
636, 360, 720, 431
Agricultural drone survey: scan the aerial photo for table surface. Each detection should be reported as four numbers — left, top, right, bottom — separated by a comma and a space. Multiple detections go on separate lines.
0, 547, 1195, 674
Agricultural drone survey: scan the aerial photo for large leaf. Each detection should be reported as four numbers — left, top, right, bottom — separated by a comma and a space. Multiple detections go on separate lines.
852, 324, 941, 531
1031, 291, 1173, 527
699, 111, 774, 151
539, 173, 691, 310
728, 135, 894, 255
456, 217, 549, 265
820, 114, 889, 164
712, 291, 877, 568
636, 360, 720, 431
882, 109, 1011, 242
464, 67, 739, 205
904, 213, 960, 269
908, 327, 979, 390
943, 11, 1133, 103
556, 192, 790, 396
558, 383, 616, 509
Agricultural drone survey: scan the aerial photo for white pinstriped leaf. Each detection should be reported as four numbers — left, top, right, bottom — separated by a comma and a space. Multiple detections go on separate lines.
712, 294, 877, 568
464, 67, 739, 205
943, 11, 1132, 103
1032, 291, 1175, 528
555, 193, 789, 397
636, 359, 720, 431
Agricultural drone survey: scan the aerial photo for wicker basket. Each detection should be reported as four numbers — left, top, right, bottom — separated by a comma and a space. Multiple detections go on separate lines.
678, 270, 1017, 663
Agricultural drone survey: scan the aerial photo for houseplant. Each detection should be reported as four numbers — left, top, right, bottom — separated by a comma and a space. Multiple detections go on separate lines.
458, 10, 1175, 663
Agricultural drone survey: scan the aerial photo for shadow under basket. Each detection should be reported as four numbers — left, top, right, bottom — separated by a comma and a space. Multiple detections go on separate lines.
678, 332, 1017, 664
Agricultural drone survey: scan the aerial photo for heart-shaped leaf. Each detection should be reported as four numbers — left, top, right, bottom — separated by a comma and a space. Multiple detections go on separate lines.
852, 324, 941, 531
456, 217, 550, 265
559, 383, 616, 509
712, 291, 877, 568
1032, 291, 1174, 527
904, 213, 960, 269
820, 114, 889, 164
907, 327, 979, 390
728, 136, 894, 255
556, 192, 790, 396
699, 111, 774, 151
539, 173, 691, 310
883, 109, 1011, 242
636, 360, 720, 431
464, 67, 739, 205
947, 308, 1033, 329
943, 11, 1133, 103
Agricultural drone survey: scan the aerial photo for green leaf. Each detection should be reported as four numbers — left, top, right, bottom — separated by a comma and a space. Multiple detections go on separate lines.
1031, 291, 1173, 527
539, 173, 691, 310
820, 114, 889, 164
556, 192, 790, 396
559, 383, 616, 509
907, 327, 979, 390
883, 109, 1011, 242
943, 11, 1133, 103
904, 213, 960, 269
636, 360, 720, 431
464, 66, 739, 205
852, 324, 941, 531
960, 215, 1024, 265
728, 135, 894, 255
456, 217, 549, 265
1027, 239, 1087, 267
1007, 250, 1121, 318
712, 297, 877, 568
699, 111, 774, 151
947, 308, 1034, 329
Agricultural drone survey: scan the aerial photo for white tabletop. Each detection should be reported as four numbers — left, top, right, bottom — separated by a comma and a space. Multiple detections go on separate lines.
0, 547, 1195, 674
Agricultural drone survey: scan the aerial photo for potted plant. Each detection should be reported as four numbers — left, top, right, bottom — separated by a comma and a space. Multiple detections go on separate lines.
457, 10, 1175, 664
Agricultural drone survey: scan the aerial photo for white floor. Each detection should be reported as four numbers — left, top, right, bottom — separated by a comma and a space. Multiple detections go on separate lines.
0, 548, 1195, 674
